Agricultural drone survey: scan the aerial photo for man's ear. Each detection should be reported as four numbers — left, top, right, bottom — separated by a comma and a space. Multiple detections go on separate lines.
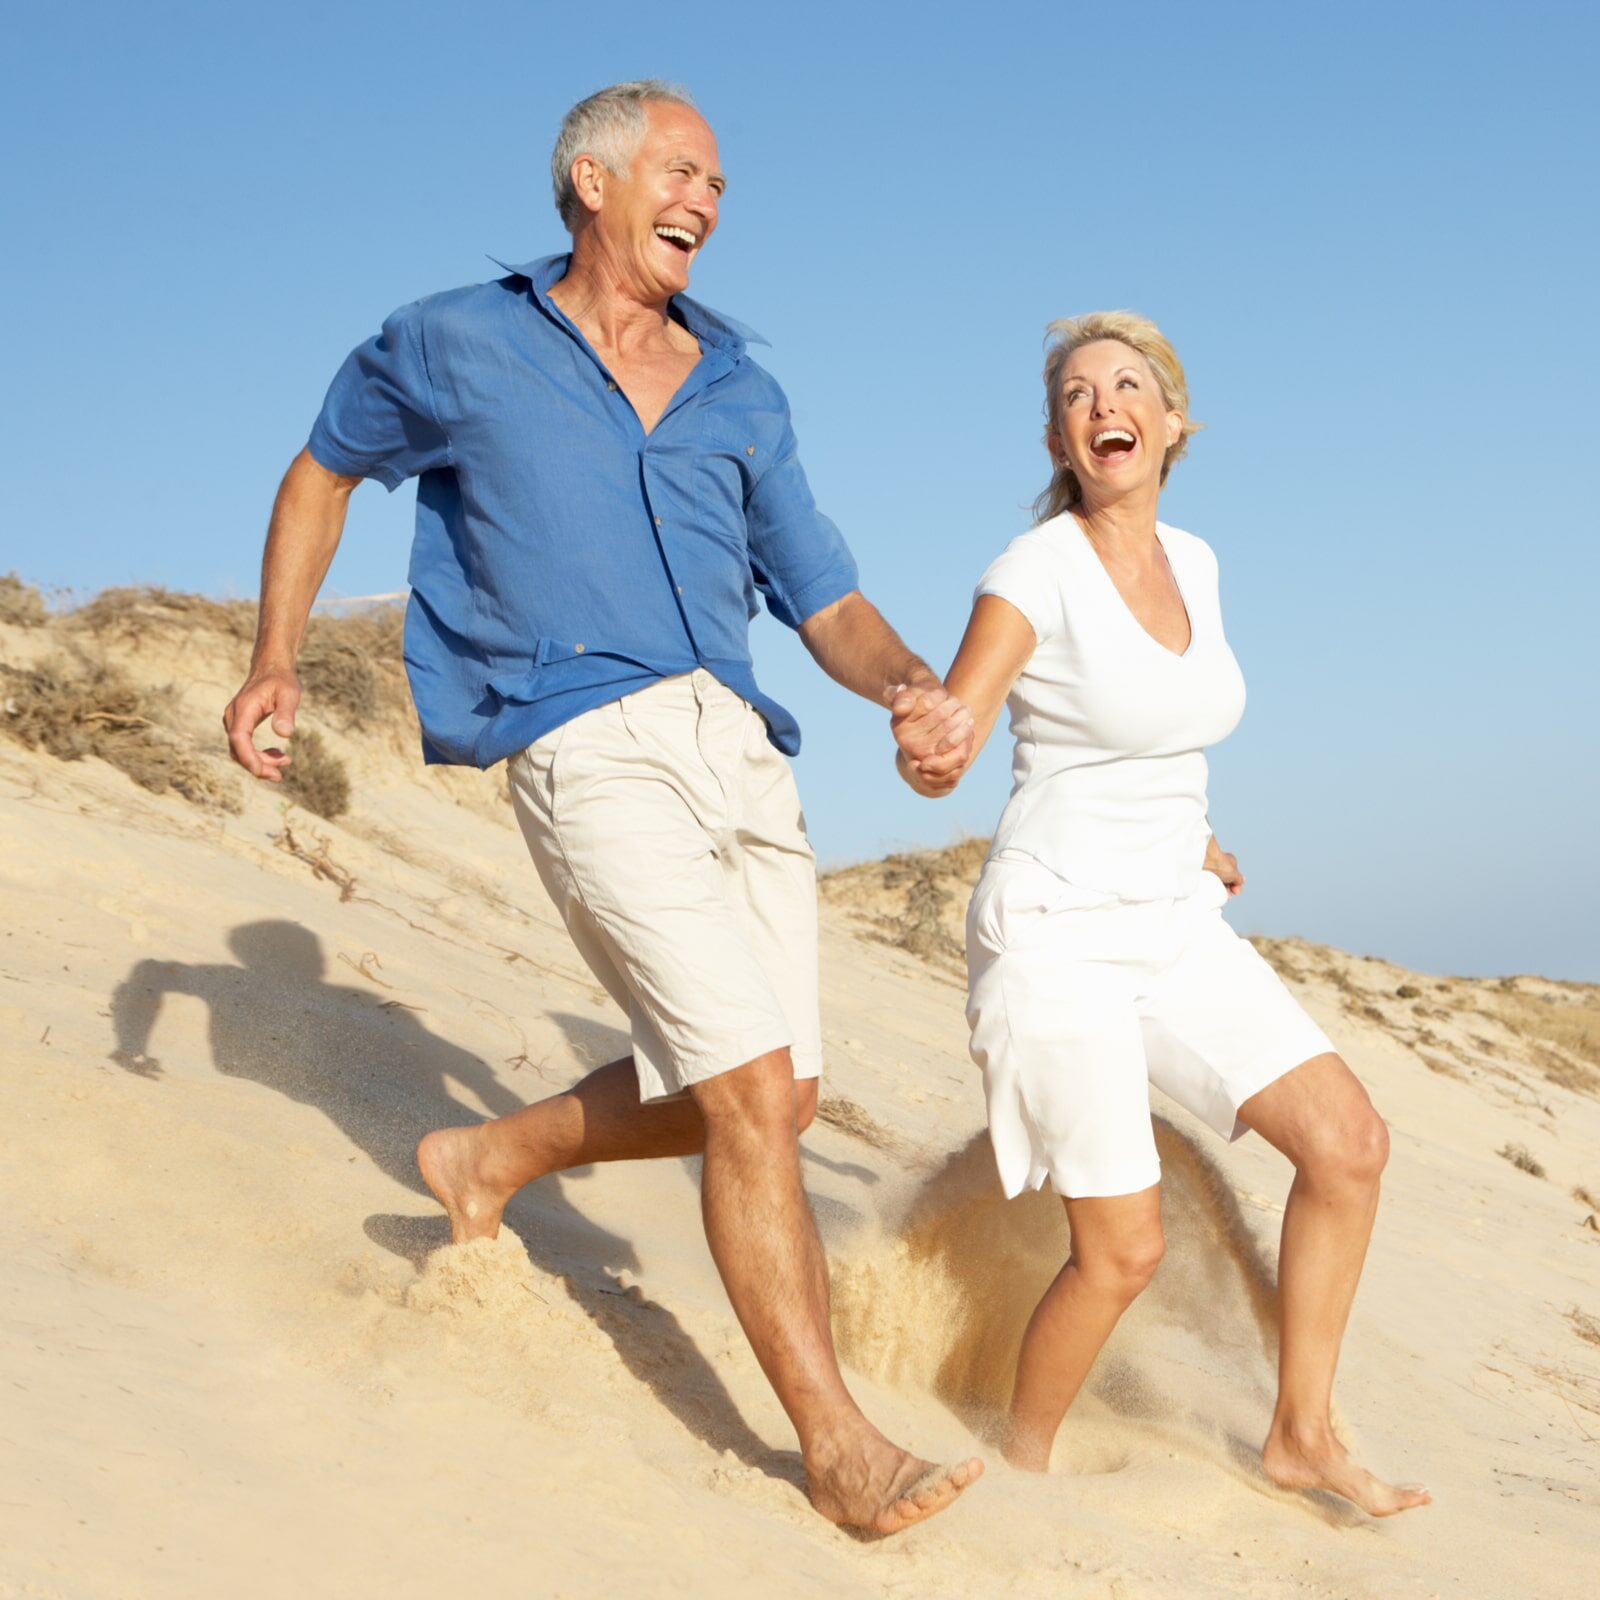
569, 154, 606, 218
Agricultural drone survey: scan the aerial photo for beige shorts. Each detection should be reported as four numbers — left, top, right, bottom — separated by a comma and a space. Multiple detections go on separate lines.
967, 854, 1335, 1199
509, 669, 822, 1102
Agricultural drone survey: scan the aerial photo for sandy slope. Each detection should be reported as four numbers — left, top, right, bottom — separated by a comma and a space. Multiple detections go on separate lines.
2, 605, 1598, 1599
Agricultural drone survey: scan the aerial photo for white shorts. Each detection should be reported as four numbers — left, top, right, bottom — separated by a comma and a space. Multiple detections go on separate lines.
510, 670, 822, 1102
966, 854, 1334, 1199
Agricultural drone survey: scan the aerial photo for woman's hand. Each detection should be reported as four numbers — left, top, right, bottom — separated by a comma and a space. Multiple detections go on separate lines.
1203, 834, 1245, 896
890, 681, 973, 794
895, 745, 961, 797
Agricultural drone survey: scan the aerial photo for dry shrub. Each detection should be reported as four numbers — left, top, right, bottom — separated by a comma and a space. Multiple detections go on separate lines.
0, 652, 240, 810
1574, 1185, 1600, 1210
295, 607, 409, 731
281, 727, 350, 819
1396, 983, 1422, 999
1498, 1142, 1547, 1179
819, 837, 989, 968
0, 573, 47, 627
66, 585, 255, 644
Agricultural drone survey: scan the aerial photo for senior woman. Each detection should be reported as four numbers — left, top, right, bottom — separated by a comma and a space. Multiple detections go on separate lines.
895, 312, 1428, 1516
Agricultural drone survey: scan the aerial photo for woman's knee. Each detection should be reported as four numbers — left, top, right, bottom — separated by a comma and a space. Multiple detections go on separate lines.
1077, 1227, 1165, 1299
1300, 1104, 1389, 1189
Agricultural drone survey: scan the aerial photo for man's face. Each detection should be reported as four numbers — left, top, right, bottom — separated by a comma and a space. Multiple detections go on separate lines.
589, 102, 724, 299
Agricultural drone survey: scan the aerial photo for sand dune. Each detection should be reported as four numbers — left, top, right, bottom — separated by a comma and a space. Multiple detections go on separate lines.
3, 590, 1598, 1598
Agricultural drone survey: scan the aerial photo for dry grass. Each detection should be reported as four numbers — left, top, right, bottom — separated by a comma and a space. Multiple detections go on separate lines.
1498, 1142, 1547, 1179
280, 728, 351, 820
0, 573, 47, 627
1486, 985, 1600, 1097
1566, 1308, 1600, 1348
1573, 1185, 1600, 1211
1249, 937, 1311, 984
0, 652, 239, 810
271, 821, 357, 900
64, 585, 256, 644
816, 1093, 924, 1165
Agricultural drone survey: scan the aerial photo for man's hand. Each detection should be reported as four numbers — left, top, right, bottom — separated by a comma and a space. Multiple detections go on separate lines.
223, 665, 302, 781
1203, 834, 1245, 896
890, 681, 973, 795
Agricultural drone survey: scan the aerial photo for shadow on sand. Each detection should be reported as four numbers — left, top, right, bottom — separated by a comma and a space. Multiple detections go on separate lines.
108, 920, 797, 1480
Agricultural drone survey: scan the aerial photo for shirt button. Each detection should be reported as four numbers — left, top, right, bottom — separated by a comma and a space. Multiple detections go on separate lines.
574, 642, 585, 653
654, 516, 662, 527
607, 381, 617, 391
745, 444, 756, 457
676, 585, 684, 596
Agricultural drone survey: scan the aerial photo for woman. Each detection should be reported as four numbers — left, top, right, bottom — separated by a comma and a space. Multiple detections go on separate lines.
897, 312, 1428, 1516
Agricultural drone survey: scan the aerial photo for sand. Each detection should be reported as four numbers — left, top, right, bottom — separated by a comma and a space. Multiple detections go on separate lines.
2, 600, 1598, 1598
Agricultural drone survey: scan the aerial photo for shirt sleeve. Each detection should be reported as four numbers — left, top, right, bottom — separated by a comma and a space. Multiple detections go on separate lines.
306, 300, 451, 491
974, 536, 1061, 643
744, 406, 860, 630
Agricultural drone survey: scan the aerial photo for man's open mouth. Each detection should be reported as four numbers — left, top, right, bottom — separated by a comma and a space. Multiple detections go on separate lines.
654, 225, 697, 253
1090, 429, 1136, 459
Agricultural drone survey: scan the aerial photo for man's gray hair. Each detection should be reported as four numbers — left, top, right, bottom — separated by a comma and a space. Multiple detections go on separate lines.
550, 80, 698, 233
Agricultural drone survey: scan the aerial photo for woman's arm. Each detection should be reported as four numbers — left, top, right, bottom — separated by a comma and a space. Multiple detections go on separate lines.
897, 594, 1036, 797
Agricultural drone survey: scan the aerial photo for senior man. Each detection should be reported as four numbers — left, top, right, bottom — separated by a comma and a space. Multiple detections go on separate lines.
224, 81, 979, 1534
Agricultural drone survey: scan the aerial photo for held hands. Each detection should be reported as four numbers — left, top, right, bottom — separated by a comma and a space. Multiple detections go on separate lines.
222, 665, 302, 782
890, 679, 974, 797
1203, 834, 1245, 896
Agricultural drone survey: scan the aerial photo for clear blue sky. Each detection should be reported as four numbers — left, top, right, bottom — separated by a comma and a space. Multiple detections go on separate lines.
3, 1, 1596, 979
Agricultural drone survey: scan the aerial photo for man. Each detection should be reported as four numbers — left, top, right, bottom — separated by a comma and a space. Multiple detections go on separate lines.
224, 80, 980, 1534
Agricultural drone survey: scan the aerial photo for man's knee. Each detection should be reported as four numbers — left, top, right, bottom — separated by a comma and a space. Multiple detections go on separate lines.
793, 1075, 818, 1134
692, 1049, 800, 1143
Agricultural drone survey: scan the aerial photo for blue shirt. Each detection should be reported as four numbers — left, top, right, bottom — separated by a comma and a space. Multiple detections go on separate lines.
307, 253, 859, 766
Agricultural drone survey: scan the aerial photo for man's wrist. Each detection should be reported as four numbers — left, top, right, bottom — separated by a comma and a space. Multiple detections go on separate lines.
887, 660, 940, 705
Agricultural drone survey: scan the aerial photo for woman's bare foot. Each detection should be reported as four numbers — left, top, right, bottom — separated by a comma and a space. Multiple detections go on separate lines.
1000, 1426, 1052, 1473
806, 1434, 984, 1536
1262, 1424, 1430, 1517
416, 1125, 518, 1243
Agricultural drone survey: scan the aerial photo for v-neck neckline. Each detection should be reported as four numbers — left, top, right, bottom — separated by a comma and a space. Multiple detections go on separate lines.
541, 293, 711, 438
1069, 518, 1195, 660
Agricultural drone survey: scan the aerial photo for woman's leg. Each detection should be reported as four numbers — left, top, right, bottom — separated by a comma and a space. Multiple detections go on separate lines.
1005, 1183, 1164, 1470
1238, 1053, 1430, 1515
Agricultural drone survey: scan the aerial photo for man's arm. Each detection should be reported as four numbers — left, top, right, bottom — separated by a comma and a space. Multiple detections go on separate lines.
797, 590, 974, 780
222, 448, 362, 780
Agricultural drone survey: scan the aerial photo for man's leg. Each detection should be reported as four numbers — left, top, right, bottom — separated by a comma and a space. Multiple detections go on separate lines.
686, 1049, 980, 1532
416, 1057, 815, 1242
422, 1047, 980, 1532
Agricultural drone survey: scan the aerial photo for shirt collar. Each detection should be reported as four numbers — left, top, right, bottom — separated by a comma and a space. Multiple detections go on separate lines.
492, 253, 769, 353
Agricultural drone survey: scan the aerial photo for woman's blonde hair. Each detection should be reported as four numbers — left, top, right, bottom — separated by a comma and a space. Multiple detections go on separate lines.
1032, 311, 1202, 523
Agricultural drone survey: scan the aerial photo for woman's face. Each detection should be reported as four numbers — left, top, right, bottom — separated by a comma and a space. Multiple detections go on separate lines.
1051, 340, 1183, 508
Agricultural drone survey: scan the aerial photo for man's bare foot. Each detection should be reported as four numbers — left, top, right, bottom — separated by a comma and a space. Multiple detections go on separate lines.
416, 1125, 516, 1243
806, 1434, 984, 1536
1262, 1424, 1430, 1517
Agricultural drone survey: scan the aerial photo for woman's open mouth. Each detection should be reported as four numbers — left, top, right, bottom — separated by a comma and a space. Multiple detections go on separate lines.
1089, 429, 1137, 460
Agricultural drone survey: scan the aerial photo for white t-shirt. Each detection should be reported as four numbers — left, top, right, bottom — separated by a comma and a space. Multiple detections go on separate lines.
975, 514, 1247, 902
